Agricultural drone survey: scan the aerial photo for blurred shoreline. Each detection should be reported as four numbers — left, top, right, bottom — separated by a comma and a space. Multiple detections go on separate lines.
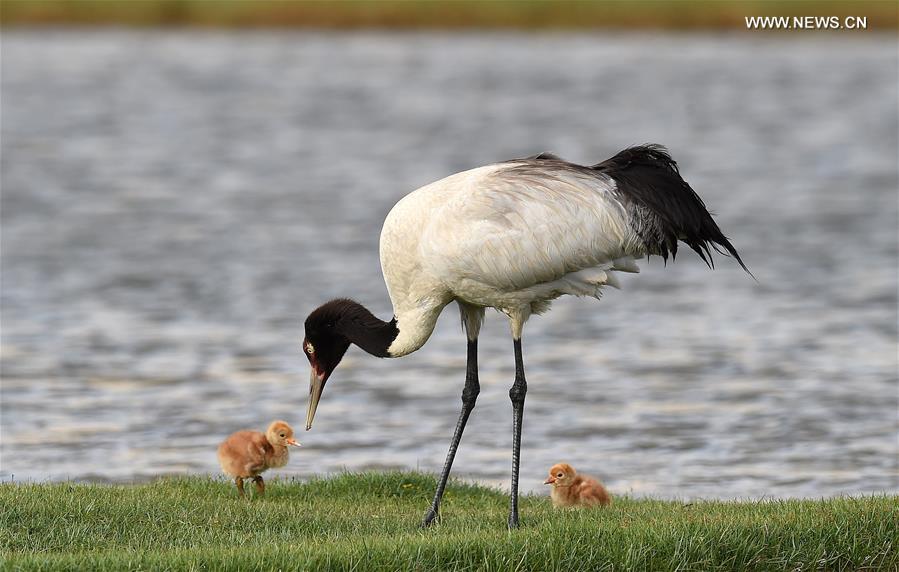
2, 0, 896, 31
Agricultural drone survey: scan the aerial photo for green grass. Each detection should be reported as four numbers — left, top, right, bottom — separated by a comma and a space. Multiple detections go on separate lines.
1, 0, 897, 30
2, 472, 897, 571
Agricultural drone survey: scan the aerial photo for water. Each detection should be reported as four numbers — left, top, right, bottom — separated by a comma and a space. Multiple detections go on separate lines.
2, 31, 896, 498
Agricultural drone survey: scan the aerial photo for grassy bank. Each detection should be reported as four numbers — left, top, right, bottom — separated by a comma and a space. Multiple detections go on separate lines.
2, 472, 897, 571
1, 1, 897, 30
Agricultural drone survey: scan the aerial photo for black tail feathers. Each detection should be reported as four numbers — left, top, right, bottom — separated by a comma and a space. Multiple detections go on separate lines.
594, 144, 752, 277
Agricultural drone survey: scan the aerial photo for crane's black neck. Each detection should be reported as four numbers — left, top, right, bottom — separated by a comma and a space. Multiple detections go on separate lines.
306, 298, 399, 358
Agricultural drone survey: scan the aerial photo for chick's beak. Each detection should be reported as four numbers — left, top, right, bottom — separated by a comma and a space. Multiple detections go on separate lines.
306, 368, 326, 431
287, 438, 301, 447
544, 476, 556, 485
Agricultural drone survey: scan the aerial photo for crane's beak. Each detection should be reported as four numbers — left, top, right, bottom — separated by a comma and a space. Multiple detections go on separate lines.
306, 368, 325, 431
287, 438, 301, 447
544, 476, 556, 485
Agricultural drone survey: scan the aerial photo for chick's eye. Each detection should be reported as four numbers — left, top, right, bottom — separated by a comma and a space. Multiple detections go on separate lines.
279, 433, 285, 438
557, 473, 563, 478
306, 345, 314, 355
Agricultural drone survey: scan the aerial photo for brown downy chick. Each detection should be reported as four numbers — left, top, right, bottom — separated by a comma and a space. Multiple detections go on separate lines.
544, 463, 611, 508
217, 420, 301, 497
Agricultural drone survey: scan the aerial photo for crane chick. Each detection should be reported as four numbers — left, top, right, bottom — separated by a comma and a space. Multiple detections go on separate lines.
544, 463, 611, 508
217, 420, 300, 497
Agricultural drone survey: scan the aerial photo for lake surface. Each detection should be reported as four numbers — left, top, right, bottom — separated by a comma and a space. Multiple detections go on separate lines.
2, 31, 897, 499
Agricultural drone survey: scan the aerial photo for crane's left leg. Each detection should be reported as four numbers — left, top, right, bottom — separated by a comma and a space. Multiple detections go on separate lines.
422, 338, 480, 527
508, 336, 527, 529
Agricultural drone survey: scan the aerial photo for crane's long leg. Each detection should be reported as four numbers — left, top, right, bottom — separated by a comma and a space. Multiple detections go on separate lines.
422, 338, 480, 527
508, 337, 527, 529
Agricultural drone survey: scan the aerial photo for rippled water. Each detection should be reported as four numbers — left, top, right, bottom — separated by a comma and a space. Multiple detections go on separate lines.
2, 31, 897, 498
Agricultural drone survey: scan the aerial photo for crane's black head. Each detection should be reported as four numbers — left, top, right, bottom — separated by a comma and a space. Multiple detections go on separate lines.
302, 298, 398, 431
303, 300, 355, 377
303, 300, 354, 430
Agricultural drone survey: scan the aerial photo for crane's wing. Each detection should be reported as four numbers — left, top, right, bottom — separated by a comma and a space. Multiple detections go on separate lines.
422, 145, 749, 298
422, 163, 639, 295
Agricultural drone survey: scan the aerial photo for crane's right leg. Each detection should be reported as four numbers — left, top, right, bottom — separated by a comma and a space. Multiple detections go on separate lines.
507, 337, 527, 529
421, 338, 480, 527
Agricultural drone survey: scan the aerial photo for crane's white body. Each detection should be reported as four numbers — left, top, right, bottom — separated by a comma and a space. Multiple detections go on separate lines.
380, 162, 643, 357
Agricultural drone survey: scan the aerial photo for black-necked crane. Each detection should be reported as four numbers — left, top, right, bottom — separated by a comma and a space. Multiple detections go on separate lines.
301, 145, 749, 528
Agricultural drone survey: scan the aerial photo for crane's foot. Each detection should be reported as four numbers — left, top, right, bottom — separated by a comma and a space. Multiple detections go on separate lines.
421, 508, 440, 528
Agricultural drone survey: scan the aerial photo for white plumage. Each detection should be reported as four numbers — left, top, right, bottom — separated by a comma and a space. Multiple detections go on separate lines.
381, 163, 643, 355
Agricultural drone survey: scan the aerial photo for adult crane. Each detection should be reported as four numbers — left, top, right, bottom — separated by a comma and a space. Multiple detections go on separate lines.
301, 145, 749, 528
